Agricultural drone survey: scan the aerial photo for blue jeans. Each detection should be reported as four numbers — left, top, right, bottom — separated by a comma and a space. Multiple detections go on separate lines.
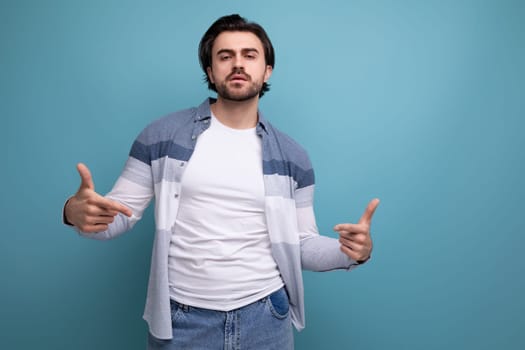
148, 287, 293, 350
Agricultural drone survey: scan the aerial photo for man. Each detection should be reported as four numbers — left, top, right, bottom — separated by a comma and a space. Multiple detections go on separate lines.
64, 14, 379, 349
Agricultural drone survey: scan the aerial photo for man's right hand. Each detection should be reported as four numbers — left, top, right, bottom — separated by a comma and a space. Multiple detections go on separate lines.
65, 163, 132, 233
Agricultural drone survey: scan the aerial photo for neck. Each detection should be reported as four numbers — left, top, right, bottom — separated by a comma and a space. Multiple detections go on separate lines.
211, 96, 260, 129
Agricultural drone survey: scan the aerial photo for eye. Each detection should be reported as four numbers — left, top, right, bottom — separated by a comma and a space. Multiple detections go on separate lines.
219, 54, 231, 61
245, 53, 257, 59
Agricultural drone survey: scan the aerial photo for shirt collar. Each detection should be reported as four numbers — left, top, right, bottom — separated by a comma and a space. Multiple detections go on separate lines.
195, 97, 269, 135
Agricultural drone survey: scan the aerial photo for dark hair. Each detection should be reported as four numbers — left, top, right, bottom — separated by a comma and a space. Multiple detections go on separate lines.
198, 14, 275, 98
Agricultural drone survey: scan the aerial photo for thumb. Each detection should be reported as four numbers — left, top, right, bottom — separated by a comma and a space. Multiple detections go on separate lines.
358, 198, 380, 225
76, 163, 95, 191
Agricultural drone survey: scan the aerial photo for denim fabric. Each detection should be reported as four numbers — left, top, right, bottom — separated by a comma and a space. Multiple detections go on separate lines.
147, 287, 293, 350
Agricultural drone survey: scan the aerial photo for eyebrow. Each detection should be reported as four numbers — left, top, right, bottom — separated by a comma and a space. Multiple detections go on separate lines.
216, 48, 259, 56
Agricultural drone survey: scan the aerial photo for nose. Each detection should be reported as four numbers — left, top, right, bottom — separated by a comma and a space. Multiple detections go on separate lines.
233, 54, 244, 69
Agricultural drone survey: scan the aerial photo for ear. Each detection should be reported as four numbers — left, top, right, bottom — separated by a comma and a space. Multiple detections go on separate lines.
264, 65, 273, 82
206, 67, 215, 84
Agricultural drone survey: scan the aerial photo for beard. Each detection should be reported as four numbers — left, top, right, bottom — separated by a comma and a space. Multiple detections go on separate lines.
214, 68, 264, 102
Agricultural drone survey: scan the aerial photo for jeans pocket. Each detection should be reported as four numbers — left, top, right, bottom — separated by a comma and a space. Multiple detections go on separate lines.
267, 288, 290, 319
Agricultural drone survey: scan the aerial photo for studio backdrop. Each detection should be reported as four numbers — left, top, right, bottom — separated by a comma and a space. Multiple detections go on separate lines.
2, 0, 524, 349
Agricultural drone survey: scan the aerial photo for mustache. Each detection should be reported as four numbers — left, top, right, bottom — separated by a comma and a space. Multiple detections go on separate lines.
227, 68, 251, 81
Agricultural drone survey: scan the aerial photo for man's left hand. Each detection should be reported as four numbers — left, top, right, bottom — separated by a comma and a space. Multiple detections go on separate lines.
334, 198, 380, 263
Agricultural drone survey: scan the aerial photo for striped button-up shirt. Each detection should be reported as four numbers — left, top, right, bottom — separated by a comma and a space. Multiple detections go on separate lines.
79, 98, 359, 339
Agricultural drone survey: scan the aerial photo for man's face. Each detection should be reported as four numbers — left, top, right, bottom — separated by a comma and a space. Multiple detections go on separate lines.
207, 31, 272, 102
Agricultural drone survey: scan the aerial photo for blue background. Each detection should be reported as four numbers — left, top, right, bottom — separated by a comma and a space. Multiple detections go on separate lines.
2, 0, 524, 349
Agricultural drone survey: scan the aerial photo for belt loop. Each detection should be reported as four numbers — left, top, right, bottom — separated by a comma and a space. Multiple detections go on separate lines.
177, 302, 189, 312
171, 299, 190, 312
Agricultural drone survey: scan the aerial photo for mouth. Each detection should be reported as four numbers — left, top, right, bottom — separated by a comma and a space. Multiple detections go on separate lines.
229, 74, 249, 82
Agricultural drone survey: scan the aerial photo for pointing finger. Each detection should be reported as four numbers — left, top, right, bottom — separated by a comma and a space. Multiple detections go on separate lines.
358, 198, 380, 225
333, 223, 366, 235
114, 203, 132, 217
96, 197, 133, 217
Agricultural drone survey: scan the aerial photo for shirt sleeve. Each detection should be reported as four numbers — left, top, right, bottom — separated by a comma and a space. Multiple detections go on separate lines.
75, 133, 155, 240
295, 178, 361, 271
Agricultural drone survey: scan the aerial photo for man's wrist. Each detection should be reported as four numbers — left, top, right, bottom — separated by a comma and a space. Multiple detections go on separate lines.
356, 255, 371, 264
62, 198, 74, 226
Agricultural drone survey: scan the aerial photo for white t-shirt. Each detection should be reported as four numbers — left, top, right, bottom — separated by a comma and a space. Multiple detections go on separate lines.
168, 114, 283, 311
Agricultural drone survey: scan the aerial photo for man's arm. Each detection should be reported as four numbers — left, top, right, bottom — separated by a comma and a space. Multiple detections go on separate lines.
296, 184, 379, 271
297, 204, 359, 271
64, 160, 154, 239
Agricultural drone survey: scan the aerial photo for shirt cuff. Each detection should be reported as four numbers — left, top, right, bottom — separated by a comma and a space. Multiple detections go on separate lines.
62, 198, 74, 226
356, 255, 371, 265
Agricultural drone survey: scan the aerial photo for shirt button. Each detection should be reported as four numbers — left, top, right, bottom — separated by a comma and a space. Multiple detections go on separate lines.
204, 119, 210, 124
174, 194, 179, 199
191, 135, 196, 140
180, 162, 185, 167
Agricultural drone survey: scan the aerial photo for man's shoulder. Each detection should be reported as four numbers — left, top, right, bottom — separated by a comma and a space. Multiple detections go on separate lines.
145, 106, 197, 132
135, 105, 199, 144
264, 120, 312, 168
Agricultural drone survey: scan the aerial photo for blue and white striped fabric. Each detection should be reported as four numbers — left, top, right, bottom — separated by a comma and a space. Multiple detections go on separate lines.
78, 98, 359, 340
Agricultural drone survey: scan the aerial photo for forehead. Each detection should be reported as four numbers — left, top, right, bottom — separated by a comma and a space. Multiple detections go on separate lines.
212, 31, 264, 53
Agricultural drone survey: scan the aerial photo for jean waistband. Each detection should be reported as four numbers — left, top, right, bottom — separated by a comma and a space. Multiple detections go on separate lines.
170, 287, 286, 313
